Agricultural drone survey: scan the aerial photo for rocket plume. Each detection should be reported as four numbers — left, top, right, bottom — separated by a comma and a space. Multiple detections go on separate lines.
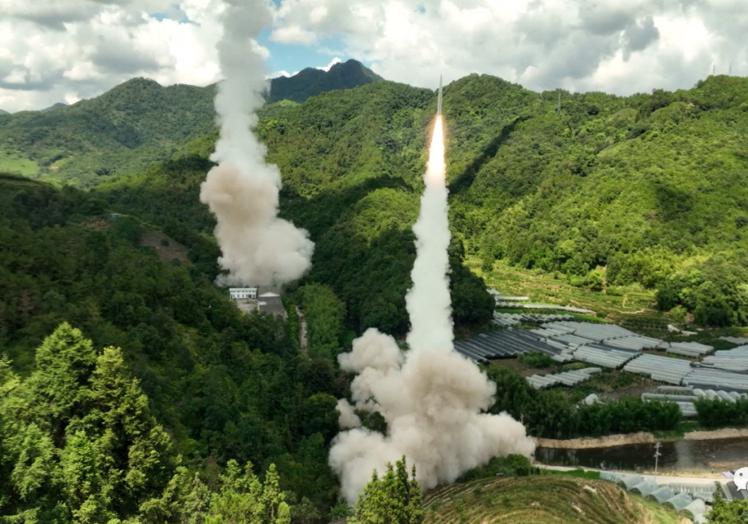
200, 0, 313, 286
329, 110, 535, 503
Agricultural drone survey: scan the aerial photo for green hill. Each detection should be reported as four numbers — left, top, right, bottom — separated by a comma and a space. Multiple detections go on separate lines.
0, 78, 216, 187
97, 74, 748, 327
0, 62, 381, 188
0, 173, 343, 517
423, 476, 683, 523
2, 69, 747, 332
269, 58, 382, 103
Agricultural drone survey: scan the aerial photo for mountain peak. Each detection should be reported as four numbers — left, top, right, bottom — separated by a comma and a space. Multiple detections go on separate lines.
269, 58, 382, 103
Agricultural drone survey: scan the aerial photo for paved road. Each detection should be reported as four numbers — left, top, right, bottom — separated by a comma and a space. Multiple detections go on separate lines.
296, 306, 308, 354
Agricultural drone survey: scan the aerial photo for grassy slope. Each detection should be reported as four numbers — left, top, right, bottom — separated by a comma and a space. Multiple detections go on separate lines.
472, 258, 659, 323
423, 476, 684, 524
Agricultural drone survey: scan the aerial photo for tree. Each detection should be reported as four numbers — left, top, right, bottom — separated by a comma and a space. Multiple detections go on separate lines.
298, 283, 346, 360
350, 457, 423, 524
138, 466, 212, 523
207, 460, 291, 523
708, 494, 748, 523
25, 322, 97, 440
72, 345, 177, 516
0, 325, 178, 521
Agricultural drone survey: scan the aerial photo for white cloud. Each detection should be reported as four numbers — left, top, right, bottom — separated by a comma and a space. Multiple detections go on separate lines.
271, 24, 317, 44
319, 56, 342, 71
0, 0, 223, 111
0, 0, 746, 111
273, 0, 748, 95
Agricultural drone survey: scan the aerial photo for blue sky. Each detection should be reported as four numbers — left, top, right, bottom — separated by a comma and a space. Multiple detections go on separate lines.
257, 30, 350, 76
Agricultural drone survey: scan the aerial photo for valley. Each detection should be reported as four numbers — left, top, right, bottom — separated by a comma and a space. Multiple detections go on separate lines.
1, 47, 747, 524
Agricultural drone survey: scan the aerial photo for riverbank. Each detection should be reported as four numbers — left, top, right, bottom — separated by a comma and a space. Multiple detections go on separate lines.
535, 427, 748, 449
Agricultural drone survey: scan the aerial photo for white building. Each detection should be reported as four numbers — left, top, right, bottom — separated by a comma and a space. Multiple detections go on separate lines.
229, 287, 257, 300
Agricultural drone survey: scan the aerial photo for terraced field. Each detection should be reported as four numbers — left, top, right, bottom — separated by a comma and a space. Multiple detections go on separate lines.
470, 258, 660, 325
423, 476, 685, 523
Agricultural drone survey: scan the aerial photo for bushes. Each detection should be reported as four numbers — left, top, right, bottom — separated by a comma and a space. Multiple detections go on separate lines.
458, 454, 533, 482
576, 399, 682, 436
488, 366, 682, 439
695, 398, 748, 429
656, 260, 748, 327
518, 352, 554, 368
298, 283, 346, 360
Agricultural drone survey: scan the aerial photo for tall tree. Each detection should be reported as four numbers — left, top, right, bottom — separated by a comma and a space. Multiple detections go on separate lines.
0, 324, 178, 521
351, 457, 423, 524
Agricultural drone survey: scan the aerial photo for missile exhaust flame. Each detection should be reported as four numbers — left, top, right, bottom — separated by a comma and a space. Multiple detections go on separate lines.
329, 78, 534, 503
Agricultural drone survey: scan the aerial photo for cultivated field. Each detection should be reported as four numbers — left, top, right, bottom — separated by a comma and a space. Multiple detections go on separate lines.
423, 475, 686, 524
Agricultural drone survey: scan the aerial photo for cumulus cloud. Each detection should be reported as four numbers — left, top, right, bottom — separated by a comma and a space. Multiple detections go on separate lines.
272, 0, 747, 95
1, 1, 746, 111
1, 0, 101, 29
0, 0, 222, 111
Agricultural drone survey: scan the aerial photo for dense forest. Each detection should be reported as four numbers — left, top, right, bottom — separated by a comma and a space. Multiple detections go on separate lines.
80, 73, 748, 328
1, 67, 748, 521
0, 174, 344, 519
0, 60, 380, 188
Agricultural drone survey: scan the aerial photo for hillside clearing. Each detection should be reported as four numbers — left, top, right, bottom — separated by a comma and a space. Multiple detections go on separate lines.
423, 475, 686, 524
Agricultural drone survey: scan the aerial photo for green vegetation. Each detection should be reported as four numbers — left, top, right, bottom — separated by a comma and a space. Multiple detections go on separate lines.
270, 59, 382, 103
99, 81, 494, 337
708, 496, 748, 524
423, 476, 682, 523
488, 366, 681, 438
450, 76, 748, 327
296, 283, 347, 361
518, 351, 554, 368
0, 79, 215, 187
0, 324, 291, 522
457, 454, 534, 482
6, 71, 745, 327
0, 175, 341, 519
350, 458, 423, 524
695, 397, 748, 428
0, 151, 40, 177
0, 61, 381, 189
473, 258, 658, 323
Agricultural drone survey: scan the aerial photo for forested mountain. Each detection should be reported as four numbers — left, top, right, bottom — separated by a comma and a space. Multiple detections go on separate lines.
0, 79, 215, 187
0, 60, 380, 188
97, 74, 748, 326
0, 173, 342, 519
269, 59, 382, 103
2, 61, 748, 521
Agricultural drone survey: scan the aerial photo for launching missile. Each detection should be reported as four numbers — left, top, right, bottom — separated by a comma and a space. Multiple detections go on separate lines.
437, 74, 443, 114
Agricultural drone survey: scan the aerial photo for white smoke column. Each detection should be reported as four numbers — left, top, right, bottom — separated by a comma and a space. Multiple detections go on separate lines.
200, 0, 313, 286
329, 115, 535, 503
406, 115, 452, 352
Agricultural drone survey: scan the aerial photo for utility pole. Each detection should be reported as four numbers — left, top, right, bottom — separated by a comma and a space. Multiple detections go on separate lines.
654, 442, 662, 474
556, 91, 561, 113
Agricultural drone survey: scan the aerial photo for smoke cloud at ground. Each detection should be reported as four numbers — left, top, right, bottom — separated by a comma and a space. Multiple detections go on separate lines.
200, 0, 313, 286
330, 116, 535, 503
